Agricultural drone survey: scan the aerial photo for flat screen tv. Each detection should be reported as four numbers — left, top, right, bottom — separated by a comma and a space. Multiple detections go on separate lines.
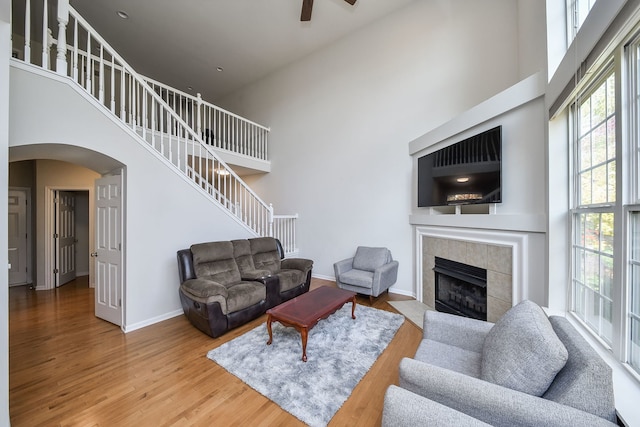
418, 126, 502, 207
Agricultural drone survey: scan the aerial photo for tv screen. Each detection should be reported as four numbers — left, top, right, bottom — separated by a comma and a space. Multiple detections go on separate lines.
417, 126, 502, 207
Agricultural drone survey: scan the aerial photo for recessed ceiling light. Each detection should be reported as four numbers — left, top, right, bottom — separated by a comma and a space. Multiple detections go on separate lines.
116, 10, 129, 19
456, 177, 470, 183
216, 66, 224, 72
187, 86, 193, 91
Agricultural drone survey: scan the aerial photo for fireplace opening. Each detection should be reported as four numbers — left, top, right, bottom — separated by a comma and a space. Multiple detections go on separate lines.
434, 257, 487, 321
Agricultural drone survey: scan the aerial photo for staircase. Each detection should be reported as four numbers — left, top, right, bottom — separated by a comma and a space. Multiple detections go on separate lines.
10, 0, 298, 254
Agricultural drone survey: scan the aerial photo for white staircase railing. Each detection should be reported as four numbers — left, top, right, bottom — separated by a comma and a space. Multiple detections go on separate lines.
10, 0, 296, 249
144, 77, 270, 162
272, 215, 299, 255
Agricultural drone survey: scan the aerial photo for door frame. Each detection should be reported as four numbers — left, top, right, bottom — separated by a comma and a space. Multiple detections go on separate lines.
43, 186, 93, 290
8, 187, 32, 286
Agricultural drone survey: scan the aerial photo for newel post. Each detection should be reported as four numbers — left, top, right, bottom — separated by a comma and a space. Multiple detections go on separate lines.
196, 93, 203, 136
56, 0, 69, 75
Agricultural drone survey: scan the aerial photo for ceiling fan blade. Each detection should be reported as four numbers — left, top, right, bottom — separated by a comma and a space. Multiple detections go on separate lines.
344, 0, 357, 5
301, 0, 313, 21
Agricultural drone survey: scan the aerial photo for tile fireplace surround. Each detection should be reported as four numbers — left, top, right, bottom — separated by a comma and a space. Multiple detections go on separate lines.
416, 226, 529, 323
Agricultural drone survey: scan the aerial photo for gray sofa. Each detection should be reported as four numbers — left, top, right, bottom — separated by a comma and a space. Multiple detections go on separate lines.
382, 300, 618, 426
177, 237, 313, 338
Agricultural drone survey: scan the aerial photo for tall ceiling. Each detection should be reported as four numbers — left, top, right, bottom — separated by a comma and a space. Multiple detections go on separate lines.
69, 0, 416, 102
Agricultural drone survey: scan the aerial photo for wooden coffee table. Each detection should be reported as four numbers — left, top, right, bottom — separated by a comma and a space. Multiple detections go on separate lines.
266, 286, 357, 362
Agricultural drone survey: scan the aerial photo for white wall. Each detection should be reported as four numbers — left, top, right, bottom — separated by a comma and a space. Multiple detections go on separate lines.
1, 0, 10, 422
220, 0, 544, 296
9, 66, 255, 329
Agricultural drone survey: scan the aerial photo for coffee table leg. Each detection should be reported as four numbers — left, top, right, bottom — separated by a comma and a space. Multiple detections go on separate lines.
266, 313, 273, 345
351, 296, 356, 319
301, 327, 308, 362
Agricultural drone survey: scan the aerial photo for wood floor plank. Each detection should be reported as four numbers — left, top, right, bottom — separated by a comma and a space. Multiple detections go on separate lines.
9, 276, 421, 426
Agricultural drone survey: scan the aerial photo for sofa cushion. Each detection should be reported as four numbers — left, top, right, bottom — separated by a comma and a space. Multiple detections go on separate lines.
191, 242, 242, 285
352, 246, 390, 272
481, 300, 568, 396
231, 239, 255, 272
250, 237, 281, 274
339, 269, 374, 289
225, 281, 266, 313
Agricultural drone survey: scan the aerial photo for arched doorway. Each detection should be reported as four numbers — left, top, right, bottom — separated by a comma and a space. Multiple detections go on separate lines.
8, 144, 126, 327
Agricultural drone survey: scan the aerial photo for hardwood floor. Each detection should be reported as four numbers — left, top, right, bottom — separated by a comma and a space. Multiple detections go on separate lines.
9, 277, 422, 426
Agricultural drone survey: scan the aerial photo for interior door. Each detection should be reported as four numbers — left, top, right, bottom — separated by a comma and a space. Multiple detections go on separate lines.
8, 189, 28, 285
95, 174, 123, 326
56, 191, 77, 286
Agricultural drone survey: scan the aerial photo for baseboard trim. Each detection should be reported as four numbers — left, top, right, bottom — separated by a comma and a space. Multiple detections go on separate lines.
312, 273, 335, 281
122, 309, 183, 333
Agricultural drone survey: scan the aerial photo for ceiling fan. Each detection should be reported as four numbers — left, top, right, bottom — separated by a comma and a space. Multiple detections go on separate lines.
300, 0, 357, 21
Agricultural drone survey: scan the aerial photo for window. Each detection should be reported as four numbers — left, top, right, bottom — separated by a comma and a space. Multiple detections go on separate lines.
568, 0, 597, 40
630, 212, 640, 373
572, 70, 616, 346
628, 37, 640, 376
570, 33, 640, 377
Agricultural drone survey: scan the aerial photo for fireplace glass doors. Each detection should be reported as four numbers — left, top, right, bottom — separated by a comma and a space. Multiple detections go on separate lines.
434, 257, 487, 321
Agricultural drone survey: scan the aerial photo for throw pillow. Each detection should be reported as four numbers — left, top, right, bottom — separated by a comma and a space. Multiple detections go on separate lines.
481, 300, 568, 396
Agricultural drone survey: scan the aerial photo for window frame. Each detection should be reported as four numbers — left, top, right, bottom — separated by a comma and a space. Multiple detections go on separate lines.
567, 31, 640, 379
569, 61, 625, 361
567, 0, 598, 41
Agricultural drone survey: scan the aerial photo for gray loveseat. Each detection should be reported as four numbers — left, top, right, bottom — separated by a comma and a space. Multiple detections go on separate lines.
382, 300, 618, 426
177, 237, 313, 338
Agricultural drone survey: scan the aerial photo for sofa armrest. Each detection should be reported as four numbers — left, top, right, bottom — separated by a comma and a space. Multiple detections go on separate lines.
333, 257, 354, 276
382, 385, 491, 427
423, 310, 493, 352
372, 260, 398, 289
281, 258, 313, 274
181, 278, 228, 299
398, 358, 617, 427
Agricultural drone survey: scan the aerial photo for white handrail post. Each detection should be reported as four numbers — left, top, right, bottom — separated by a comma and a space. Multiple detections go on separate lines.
24, 0, 31, 64
98, 45, 104, 103
196, 93, 203, 137
41, 0, 48, 68
268, 203, 274, 237
72, 18, 78, 81
56, 0, 69, 75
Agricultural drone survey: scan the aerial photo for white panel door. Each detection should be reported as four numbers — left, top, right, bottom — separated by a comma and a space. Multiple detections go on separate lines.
95, 175, 123, 326
56, 191, 76, 286
8, 190, 28, 285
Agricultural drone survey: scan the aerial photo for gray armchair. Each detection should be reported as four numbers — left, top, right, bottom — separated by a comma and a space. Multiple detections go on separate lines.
333, 246, 398, 299
382, 300, 618, 427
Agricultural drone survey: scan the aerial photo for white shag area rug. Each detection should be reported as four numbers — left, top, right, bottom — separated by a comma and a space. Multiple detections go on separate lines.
207, 304, 404, 427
